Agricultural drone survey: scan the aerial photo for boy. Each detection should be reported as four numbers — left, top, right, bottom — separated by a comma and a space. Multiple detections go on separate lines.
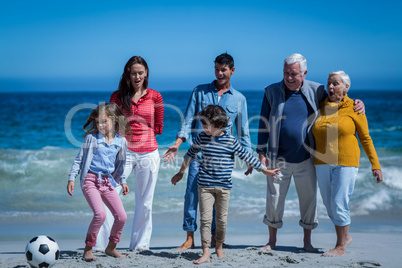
171, 105, 280, 264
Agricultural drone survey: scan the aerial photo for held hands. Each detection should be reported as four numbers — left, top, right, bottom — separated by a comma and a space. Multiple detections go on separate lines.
262, 168, 281, 177
244, 163, 253, 175
171, 172, 184, 185
67, 181, 74, 196
122, 184, 130, 195
163, 144, 179, 163
373, 169, 383, 183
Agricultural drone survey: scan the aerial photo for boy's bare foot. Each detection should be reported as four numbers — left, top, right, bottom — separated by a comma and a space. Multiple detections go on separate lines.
215, 249, 225, 258
215, 242, 225, 258
322, 247, 345, 257
211, 236, 230, 248
303, 243, 320, 253
260, 243, 275, 252
83, 249, 96, 262
193, 254, 211, 264
105, 247, 126, 258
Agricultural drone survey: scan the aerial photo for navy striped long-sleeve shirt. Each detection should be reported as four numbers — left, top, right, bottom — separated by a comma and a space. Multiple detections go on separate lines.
183, 131, 265, 189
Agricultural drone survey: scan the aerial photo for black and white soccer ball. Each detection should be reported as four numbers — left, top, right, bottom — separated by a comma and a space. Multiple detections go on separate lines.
25, 235, 60, 268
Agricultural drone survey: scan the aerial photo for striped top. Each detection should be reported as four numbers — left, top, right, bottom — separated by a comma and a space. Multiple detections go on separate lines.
184, 131, 265, 189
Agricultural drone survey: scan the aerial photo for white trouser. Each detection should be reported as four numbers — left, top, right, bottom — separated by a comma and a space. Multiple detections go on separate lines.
124, 149, 160, 250
93, 184, 123, 251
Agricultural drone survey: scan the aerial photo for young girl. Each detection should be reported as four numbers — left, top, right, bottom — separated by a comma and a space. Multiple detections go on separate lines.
67, 103, 131, 261
171, 105, 280, 264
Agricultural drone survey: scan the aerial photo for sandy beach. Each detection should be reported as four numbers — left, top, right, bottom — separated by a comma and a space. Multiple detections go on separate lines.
1, 214, 401, 268
1, 233, 399, 268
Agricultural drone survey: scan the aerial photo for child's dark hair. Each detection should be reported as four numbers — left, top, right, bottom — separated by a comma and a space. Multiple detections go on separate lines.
83, 103, 132, 138
197, 105, 229, 128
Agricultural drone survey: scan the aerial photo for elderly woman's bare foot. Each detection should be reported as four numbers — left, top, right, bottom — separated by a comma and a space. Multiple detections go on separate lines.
346, 234, 353, 246
322, 247, 345, 257
193, 254, 211, 264
105, 247, 126, 258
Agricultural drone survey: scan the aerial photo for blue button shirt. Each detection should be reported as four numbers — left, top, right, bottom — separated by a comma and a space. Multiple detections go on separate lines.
89, 133, 123, 186
176, 81, 252, 154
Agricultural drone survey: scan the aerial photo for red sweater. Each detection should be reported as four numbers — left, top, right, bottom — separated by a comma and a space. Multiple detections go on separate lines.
110, 88, 164, 153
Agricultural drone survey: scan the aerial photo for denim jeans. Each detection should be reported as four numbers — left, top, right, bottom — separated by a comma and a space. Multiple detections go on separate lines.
315, 165, 358, 226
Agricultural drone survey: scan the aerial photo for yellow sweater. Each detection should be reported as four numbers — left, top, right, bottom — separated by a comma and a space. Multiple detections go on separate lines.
312, 95, 381, 170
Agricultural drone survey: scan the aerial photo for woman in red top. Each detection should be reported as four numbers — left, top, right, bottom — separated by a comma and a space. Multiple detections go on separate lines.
110, 56, 164, 250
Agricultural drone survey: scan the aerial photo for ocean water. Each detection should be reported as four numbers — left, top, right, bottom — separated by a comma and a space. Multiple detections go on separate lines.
1, 90, 402, 238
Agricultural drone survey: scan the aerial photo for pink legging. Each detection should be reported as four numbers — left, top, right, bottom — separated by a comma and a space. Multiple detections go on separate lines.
82, 172, 127, 247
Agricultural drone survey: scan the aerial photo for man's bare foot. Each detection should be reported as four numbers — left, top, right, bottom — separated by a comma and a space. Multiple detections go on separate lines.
193, 254, 211, 264
178, 232, 195, 251
322, 247, 345, 257
83, 250, 96, 262
105, 247, 126, 258
177, 240, 195, 251
260, 243, 275, 252
303, 243, 320, 253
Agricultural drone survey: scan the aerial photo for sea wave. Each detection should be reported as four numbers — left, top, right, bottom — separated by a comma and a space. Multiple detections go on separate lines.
0, 147, 401, 221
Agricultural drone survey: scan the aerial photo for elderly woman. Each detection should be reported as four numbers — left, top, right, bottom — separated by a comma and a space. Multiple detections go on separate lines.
312, 71, 383, 257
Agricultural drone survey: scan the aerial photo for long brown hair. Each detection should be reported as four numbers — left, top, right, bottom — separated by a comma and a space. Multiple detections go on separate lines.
83, 103, 132, 138
117, 56, 149, 113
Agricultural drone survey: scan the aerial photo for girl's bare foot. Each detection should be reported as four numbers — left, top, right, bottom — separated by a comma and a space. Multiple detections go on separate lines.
105, 247, 126, 258
83, 249, 96, 262
193, 254, 211, 264
322, 247, 345, 257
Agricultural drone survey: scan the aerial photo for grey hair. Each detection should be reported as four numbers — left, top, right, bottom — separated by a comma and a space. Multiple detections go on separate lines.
284, 53, 307, 73
329, 70, 351, 88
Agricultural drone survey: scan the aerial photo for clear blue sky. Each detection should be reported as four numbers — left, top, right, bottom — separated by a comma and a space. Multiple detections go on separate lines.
0, 0, 401, 91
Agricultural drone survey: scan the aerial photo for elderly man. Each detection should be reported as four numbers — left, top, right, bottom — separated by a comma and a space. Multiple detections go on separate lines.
257, 53, 364, 252
163, 53, 253, 251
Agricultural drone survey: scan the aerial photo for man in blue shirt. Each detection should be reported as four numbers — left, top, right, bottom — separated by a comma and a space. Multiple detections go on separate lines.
257, 53, 364, 253
163, 53, 253, 251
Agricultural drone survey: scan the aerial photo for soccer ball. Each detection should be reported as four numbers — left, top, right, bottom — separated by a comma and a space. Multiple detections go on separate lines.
25, 235, 60, 268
